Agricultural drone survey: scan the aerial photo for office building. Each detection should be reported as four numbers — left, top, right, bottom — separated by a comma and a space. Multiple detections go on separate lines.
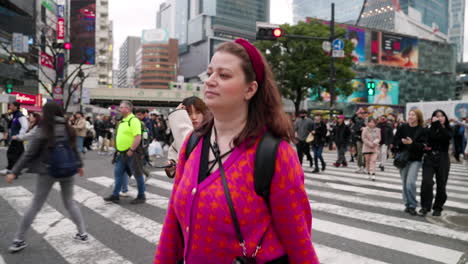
134, 36, 178, 89
157, 0, 270, 81
449, 0, 465, 62
293, 0, 364, 24
118, 36, 141, 88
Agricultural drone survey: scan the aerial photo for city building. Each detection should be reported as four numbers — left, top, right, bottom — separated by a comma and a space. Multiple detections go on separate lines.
0, 0, 38, 97
134, 31, 178, 89
69, 0, 113, 90
293, 0, 364, 24
449, 0, 465, 62
112, 69, 118, 88
157, 0, 270, 81
117, 36, 141, 88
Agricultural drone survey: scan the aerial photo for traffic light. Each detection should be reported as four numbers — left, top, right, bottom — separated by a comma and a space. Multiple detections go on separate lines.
52, 42, 72, 50
367, 81, 375, 96
6, 80, 13, 94
256, 26, 283, 40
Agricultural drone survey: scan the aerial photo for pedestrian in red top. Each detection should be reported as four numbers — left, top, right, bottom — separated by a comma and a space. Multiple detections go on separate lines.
154, 39, 320, 264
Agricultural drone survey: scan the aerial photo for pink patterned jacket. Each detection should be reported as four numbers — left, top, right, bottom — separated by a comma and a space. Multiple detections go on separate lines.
154, 132, 320, 264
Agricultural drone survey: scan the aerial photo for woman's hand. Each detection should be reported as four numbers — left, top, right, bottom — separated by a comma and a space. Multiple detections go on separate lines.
78, 168, 84, 177
5, 173, 16, 184
176, 103, 186, 110
402, 137, 413, 145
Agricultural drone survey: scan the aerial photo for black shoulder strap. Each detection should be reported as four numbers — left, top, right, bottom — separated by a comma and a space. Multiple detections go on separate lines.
254, 131, 281, 205
185, 131, 200, 160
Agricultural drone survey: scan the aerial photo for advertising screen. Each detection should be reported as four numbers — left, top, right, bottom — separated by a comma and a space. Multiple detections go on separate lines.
70, 0, 96, 64
339, 79, 399, 105
371, 31, 418, 68
346, 26, 365, 62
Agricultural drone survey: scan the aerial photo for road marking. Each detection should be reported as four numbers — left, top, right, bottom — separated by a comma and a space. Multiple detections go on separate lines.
314, 244, 389, 264
52, 183, 162, 244
304, 178, 468, 210
0, 186, 132, 264
305, 171, 468, 200
313, 218, 464, 264
0, 254, 5, 264
310, 202, 468, 242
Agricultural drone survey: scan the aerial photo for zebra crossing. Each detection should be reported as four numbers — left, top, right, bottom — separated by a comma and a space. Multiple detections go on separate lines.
0, 152, 467, 263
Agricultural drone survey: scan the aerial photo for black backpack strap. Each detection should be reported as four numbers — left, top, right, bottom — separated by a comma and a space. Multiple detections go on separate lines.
185, 131, 200, 160
254, 131, 281, 205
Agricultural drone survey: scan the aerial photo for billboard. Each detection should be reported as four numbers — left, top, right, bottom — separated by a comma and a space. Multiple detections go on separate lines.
339, 79, 399, 105
141, 29, 169, 44
70, 0, 96, 64
371, 31, 419, 68
407, 100, 468, 120
346, 26, 365, 62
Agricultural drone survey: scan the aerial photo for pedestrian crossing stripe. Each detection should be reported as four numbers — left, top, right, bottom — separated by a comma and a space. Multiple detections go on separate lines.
303, 170, 468, 200
314, 244, 389, 264
315, 166, 468, 190
0, 186, 132, 264
147, 172, 468, 242
51, 184, 162, 244
0, 254, 5, 264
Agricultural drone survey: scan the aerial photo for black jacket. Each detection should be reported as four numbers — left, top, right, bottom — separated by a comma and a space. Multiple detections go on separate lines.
351, 115, 366, 142
377, 122, 393, 145
425, 121, 452, 153
393, 124, 426, 162
334, 123, 351, 146
312, 121, 327, 146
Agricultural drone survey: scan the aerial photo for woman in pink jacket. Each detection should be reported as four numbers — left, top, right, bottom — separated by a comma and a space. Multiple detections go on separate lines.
362, 118, 381, 181
154, 39, 320, 264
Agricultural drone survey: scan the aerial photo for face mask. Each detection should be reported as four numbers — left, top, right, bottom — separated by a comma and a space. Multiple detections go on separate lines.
344, 120, 350, 125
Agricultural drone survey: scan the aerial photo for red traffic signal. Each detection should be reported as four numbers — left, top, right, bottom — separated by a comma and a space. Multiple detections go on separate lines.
272, 28, 283, 38
64, 42, 72, 50
52, 42, 72, 50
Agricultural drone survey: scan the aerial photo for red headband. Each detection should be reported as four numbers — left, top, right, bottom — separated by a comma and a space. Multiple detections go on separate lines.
234, 38, 265, 87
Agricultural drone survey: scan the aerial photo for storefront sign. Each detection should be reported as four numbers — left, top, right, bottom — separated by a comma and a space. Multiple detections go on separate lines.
40, 52, 54, 69
57, 18, 65, 40
57, 5, 65, 17
11, 92, 37, 105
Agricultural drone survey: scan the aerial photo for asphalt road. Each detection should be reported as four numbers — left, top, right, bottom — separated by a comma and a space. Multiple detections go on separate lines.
0, 147, 467, 264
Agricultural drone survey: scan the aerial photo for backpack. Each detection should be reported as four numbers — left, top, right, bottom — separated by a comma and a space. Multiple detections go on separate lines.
48, 136, 80, 178
121, 117, 150, 150
185, 131, 281, 204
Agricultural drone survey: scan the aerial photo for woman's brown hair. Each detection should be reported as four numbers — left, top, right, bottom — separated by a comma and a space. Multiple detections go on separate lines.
409, 109, 424, 127
197, 41, 294, 146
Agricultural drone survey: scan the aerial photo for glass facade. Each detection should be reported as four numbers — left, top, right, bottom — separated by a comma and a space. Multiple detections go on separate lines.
293, 0, 364, 24
358, 0, 396, 32
212, 0, 269, 38
399, 0, 449, 34
448, 0, 464, 62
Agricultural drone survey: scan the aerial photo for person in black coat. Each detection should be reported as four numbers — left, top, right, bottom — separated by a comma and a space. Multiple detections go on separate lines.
333, 115, 351, 167
377, 115, 393, 171
311, 115, 327, 173
419, 110, 453, 217
393, 109, 426, 216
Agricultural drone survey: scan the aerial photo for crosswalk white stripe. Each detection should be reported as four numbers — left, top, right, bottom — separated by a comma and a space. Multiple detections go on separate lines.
87, 177, 169, 209
304, 171, 468, 200
313, 218, 464, 264
52, 184, 162, 244
316, 166, 468, 189
0, 254, 5, 264
0, 186, 132, 264
146, 172, 468, 242
305, 178, 468, 210
310, 202, 468, 242
313, 244, 389, 264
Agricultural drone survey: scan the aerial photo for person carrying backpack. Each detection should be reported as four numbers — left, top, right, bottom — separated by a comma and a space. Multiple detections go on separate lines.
5, 101, 87, 253
154, 39, 319, 264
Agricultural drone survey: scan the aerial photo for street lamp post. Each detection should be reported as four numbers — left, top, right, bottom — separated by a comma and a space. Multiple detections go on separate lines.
78, 69, 84, 112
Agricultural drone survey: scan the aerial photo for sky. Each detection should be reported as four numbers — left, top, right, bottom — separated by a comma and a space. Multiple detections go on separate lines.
109, 0, 468, 68
109, 0, 293, 68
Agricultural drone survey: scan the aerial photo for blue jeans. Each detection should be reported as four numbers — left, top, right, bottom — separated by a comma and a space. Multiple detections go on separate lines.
113, 154, 145, 197
76, 136, 84, 153
399, 161, 421, 209
312, 145, 325, 169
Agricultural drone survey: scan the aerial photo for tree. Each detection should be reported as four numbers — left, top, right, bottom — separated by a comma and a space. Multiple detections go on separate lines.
0, 30, 92, 112
255, 21, 355, 116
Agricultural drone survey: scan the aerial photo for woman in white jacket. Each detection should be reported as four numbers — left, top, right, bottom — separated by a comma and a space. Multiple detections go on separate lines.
165, 96, 208, 177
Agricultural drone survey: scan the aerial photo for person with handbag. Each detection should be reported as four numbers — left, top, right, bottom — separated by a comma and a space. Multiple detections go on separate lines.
361, 118, 381, 181
154, 39, 319, 264
420, 110, 453, 217
165, 96, 209, 178
393, 109, 426, 216
294, 109, 314, 167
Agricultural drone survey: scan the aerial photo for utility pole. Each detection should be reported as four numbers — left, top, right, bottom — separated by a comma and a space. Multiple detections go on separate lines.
329, 3, 336, 111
